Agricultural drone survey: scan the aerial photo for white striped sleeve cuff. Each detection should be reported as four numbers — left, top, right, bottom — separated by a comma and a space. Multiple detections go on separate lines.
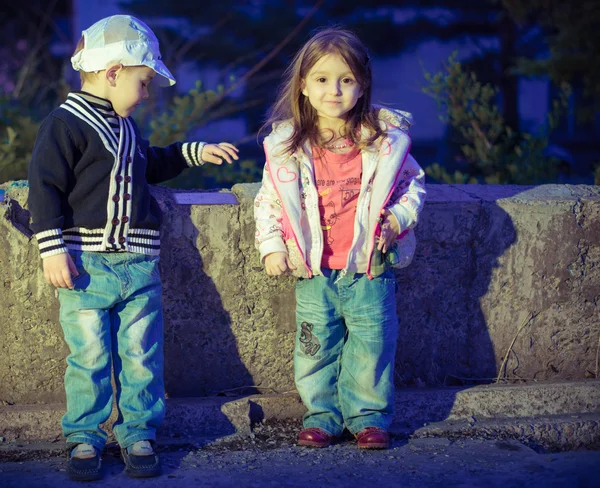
35, 229, 68, 259
182, 142, 207, 167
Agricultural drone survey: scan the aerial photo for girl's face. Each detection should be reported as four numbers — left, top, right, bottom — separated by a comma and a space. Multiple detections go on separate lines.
301, 53, 363, 131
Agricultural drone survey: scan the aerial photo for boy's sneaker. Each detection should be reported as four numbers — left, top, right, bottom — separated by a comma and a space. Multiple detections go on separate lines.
121, 440, 161, 478
67, 443, 102, 481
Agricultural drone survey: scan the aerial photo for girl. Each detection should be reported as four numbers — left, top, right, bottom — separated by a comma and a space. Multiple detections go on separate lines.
254, 27, 426, 449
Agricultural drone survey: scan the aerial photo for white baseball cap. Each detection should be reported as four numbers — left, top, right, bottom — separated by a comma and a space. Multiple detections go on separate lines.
71, 15, 176, 87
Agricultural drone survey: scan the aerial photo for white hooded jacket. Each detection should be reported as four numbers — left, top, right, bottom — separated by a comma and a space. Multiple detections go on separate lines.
254, 107, 426, 279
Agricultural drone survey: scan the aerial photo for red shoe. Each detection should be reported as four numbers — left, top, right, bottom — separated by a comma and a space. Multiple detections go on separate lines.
297, 428, 335, 448
355, 427, 390, 449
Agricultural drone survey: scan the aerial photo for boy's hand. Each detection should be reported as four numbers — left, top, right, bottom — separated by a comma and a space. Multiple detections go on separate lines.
264, 252, 296, 276
201, 143, 239, 165
377, 209, 401, 253
43, 253, 79, 289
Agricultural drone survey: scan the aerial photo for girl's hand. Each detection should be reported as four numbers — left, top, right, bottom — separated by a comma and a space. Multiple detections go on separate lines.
377, 209, 401, 253
201, 143, 239, 165
42, 253, 79, 289
264, 252, 296, 276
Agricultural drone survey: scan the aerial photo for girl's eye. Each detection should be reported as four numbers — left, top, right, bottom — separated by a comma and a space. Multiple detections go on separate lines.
316, 77, 326, 83
343, 78, 355, 84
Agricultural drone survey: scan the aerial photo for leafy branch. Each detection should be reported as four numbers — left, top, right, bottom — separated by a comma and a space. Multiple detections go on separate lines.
422, 52, 571, 184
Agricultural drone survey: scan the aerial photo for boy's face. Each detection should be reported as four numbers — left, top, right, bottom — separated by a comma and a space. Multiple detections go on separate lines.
109, 66, 156, 117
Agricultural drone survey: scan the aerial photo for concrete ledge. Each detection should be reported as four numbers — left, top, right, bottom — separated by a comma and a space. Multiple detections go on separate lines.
406, 414, 600, 452
395, 380, 600, 422
2, 183, 600, 404
1, 381, 598, 449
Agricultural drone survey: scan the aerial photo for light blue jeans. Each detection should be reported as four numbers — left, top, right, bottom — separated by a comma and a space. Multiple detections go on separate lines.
294, 269, 398, 437
57, 251, 165, 451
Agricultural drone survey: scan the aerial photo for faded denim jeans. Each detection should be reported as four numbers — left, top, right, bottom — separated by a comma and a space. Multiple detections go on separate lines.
294, 269, 398, 437
57, 250, 165, 451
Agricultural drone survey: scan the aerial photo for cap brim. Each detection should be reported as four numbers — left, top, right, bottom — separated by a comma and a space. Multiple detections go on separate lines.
146, 60, 176, 87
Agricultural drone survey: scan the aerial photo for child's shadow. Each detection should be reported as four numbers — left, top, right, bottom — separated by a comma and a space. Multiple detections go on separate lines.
152, 187, 256, 444
393, 185, 522, 435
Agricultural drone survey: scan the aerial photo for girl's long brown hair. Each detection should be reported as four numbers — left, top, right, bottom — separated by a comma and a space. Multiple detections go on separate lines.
263, 26, 384, 156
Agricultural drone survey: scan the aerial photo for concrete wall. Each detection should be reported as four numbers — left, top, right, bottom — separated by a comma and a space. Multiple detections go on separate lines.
1, 182, 598, 404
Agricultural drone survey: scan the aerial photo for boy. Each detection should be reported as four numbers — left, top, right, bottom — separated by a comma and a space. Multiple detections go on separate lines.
27, 15, 238, 481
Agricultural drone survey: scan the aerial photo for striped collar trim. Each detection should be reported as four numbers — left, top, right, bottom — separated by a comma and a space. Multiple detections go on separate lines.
71, 91, 116, 117
60, 91, 134, 158
61, 93, 119, 149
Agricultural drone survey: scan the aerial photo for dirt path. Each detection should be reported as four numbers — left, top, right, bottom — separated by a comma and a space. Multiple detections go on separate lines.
2, 434, 599, 488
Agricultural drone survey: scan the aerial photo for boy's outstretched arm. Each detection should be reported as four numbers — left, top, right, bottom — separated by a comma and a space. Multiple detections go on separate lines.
142, 133, 239, 184
200, 143, 239, 165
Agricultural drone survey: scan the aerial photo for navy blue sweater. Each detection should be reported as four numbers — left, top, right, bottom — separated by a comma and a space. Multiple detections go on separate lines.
28, 92, 206, 258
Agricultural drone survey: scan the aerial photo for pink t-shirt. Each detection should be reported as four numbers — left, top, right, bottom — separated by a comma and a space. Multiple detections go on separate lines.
313, 146, 362, 269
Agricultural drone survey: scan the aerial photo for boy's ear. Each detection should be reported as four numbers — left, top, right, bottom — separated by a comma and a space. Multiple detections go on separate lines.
105, 64, 123, 87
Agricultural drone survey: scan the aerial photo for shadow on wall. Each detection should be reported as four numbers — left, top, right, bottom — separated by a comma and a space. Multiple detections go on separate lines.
155, 190, 256, 400
393, 185, 522, 427
156, 189, 260, 441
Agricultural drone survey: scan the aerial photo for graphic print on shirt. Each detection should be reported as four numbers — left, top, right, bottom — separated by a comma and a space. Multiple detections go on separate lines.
316, 177, 360, 246
318, 189, 338, 245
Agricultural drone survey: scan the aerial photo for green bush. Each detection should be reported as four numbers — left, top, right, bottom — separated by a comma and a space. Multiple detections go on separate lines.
0, 96, 40, 183
422, 53, 571, 185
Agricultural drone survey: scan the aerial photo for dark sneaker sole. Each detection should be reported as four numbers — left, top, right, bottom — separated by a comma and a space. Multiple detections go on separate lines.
68, 457, 102, 481
121, 449, 161, 478
68, 470, 103, 482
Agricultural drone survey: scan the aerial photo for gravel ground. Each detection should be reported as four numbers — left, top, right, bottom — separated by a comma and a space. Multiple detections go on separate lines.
1, 420, 599, 488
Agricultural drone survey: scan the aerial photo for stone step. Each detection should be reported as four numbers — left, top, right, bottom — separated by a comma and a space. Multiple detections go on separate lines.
393, 413, 600, 452
1, 381, 598, 442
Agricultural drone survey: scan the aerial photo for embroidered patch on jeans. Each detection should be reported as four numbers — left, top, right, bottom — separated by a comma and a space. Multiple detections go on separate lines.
299, 322, 321, 356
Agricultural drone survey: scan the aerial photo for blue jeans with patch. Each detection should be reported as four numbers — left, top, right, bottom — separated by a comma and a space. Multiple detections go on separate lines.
294, 269, 398, 437
57, 251, 165, 451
